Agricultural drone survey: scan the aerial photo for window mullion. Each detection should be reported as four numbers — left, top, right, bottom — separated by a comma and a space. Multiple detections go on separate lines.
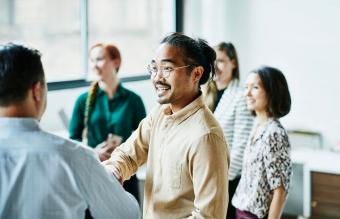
80, 0, 89, 78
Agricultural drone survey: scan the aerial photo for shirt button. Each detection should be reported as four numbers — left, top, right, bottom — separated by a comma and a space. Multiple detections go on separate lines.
162, 122, 169, 129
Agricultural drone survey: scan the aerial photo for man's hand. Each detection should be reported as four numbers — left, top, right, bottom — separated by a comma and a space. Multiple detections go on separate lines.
94, 134, 122, 161
102, 159, 123, 184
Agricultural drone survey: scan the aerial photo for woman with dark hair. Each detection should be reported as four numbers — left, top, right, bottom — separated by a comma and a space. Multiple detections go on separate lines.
69, 43, 146, 202
232, 66, 292, 219
203, 42, 253, 219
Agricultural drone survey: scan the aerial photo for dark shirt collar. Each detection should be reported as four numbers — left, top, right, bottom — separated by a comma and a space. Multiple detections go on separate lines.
97, 83, 127, 99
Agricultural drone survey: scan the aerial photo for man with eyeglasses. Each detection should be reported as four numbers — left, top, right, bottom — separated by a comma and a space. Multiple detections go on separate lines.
104, 33, 230, 218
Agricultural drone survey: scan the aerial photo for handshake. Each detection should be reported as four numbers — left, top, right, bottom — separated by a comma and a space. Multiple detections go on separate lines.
95, 134, 122, 162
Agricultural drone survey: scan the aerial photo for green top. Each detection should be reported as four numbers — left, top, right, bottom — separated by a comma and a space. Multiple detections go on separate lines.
69, 83, 146, 148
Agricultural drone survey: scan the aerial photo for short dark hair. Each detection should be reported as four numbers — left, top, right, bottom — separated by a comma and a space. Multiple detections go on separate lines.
215, 42, 240, 80
253, 66, 291, 118
160, 32, 216, 85
0, 43, 45, 106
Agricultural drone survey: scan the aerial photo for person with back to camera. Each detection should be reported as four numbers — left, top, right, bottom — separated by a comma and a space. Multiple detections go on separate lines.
69, 43, 146, 203
0, 43, 140, 219
202, 42, 254, 219
232, 66, 292, 219
103, 32, 230, 218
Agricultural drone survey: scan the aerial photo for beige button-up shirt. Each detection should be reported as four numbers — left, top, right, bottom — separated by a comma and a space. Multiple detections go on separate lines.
110, 95, 230, 218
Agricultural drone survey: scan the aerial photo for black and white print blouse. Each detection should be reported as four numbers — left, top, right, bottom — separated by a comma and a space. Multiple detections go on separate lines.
232, 118, 292, 218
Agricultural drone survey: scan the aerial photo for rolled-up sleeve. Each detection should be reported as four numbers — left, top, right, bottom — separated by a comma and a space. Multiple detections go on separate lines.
109, 111, 152, 182
187, 133, 229, 218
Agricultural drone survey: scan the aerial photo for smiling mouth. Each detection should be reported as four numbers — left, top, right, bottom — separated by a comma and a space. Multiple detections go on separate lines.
246, 98, 255, 103
155, 84, 170, 96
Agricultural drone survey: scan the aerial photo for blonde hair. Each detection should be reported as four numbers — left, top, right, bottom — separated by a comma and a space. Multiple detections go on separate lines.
82, 81, 99, 144
202, 79, 218, 112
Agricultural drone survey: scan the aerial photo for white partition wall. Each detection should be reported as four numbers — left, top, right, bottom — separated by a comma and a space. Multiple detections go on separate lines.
184, 0, 340, 148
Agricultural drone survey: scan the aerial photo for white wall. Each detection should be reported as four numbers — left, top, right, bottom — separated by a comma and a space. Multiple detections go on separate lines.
185, 0, 340, 148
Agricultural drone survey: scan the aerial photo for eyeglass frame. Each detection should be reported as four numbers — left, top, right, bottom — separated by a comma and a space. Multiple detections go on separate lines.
147, 63, 192, 78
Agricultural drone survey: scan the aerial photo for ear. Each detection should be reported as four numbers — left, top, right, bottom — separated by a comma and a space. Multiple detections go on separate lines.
32, 81, 43, 102
192, 66, 204, 83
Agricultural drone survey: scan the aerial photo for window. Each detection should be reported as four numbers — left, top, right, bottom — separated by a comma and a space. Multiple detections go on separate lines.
88, 0, 174, 78
0, 0, 82, 82
0, 0, 175, 82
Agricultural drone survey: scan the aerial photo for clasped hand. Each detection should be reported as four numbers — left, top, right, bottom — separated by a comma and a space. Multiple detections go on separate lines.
95, 134, 122, 161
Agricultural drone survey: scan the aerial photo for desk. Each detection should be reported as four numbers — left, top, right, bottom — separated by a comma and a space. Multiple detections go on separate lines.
286, 149, 340, 218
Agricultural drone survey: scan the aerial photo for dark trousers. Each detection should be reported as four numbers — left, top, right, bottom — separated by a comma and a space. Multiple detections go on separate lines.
85, 175, 140, 218
123, 174, 140, 203
236, 209, 268, 219
227, 176, 241, 219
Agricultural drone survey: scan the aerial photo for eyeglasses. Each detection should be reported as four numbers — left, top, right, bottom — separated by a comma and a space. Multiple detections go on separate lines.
147, 63, 191, 78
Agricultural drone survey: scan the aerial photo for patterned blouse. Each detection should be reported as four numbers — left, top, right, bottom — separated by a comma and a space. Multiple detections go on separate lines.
232, 118, 292, 218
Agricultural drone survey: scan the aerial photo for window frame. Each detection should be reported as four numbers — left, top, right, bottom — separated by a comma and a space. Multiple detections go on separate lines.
47, 0, 184, 90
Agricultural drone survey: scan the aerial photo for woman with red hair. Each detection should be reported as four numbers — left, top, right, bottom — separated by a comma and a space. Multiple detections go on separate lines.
69, 43, 146, 203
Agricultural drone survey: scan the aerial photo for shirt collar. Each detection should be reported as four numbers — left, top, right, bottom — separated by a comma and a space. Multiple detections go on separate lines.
229, 79, 239, 87
0, 117, 40, 131
97, 83, 127, 99
251, 117, 276, 143
162, 94, 205, 125
225, 79, 239, 91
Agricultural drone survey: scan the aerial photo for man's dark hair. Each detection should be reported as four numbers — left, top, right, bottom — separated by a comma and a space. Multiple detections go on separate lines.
160, 32, 216, 85
0, 43, 44, 106
253, 66, 291, 118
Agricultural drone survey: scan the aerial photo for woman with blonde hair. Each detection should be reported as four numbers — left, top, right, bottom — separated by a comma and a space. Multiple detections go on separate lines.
203, 42, 254, 219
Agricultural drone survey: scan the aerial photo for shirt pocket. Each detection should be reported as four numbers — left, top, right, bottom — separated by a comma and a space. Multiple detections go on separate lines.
169, 163, 182, 189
